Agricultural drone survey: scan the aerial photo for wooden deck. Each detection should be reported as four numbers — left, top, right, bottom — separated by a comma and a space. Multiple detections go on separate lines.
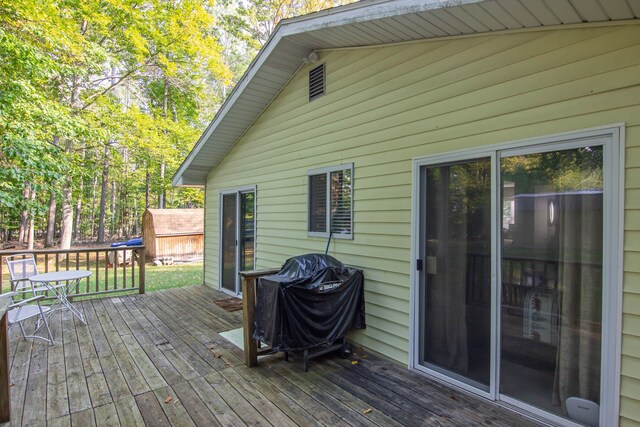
4, 286, 539, 426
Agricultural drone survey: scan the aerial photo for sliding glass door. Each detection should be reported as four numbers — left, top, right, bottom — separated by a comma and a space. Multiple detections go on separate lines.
418, 158, 493, 392
499, 147, 603, 421
220, 188, 256, 294
414, 133, 617, 426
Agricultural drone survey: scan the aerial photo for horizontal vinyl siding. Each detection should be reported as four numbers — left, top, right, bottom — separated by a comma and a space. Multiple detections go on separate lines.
203, 23, 640, 422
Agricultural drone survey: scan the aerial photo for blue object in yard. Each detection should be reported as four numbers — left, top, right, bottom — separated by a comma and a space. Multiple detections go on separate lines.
110, 237, 143, 247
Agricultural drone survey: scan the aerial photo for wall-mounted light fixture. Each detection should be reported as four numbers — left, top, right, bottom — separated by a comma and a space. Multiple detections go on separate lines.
303, 51, 319, 65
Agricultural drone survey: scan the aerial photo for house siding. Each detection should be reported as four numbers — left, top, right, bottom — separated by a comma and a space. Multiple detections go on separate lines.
204, 23, 640, 423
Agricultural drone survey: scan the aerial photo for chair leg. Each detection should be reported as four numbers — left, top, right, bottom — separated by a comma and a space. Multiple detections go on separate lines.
36, 304, 54, 345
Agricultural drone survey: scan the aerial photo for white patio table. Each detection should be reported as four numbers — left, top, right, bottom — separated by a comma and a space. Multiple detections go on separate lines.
29, 270, 92, 325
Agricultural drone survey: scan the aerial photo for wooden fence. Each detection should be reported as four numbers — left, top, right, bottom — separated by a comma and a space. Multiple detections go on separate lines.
0, 246, 146, 299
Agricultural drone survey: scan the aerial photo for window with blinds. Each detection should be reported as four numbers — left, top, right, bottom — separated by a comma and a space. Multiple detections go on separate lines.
308, 164, 353, 238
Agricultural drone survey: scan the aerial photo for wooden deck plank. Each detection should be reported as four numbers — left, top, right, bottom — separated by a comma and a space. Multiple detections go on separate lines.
120, 334, 168, 391
90, 301, 150, 396
201, 369, 274, 426
164, 287, 239, 331
79, 302, 131, 404
187, 376, 249, 426
264, 357, 403, 427
69, 407, 95, 427
152, 385, 197, 427
127, 294, 221, 374
111, 297, 199, 384
47, 414, 71, 427
9, 332, 34, 427
228, 365, 322, 426
93, 402, 120, 427
21, 334, 48, 426
170, 381, 222, 427
146, 292, 238, 367
217, 366, 299, 427
134, 391, 171, 427
252, 364, 349, 426
46, 311, 69, 420
75, 305, 113, 409
61, 309, 92, 415
6, 286, 540, 427
112, 396, 145, 427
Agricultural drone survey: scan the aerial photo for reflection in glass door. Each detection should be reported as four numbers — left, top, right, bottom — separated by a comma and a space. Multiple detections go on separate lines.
418, 158, 492, 391
220, 189, 256, 294
221, 193, 238, 292
500, 147, 603, 422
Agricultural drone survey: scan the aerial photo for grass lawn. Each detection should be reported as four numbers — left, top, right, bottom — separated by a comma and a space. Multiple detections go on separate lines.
144, 262, 204, 292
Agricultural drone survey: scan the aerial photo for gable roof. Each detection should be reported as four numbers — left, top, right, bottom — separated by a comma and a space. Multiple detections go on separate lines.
143, 209, 204, 236
173, 0, 639, 187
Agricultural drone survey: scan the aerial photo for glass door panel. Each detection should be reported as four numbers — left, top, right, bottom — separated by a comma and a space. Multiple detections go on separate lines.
500, 146, 603, 422
239, 192, 255, 272
419, 158, 492, 391
221, 193, 238, 292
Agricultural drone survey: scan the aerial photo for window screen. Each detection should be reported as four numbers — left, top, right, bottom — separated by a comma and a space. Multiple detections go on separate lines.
308, 164, 353, 238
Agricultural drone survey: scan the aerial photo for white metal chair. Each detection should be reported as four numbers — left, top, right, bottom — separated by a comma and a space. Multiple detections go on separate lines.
5, 255, 56, 344
5, 292, 54, 345
5, 254, 64, 297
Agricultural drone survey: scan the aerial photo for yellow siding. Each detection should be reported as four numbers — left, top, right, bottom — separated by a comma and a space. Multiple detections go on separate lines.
204, 24, 640, 422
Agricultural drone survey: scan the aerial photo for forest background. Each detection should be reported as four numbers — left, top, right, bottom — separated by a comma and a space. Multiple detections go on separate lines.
0, 0, 353, 250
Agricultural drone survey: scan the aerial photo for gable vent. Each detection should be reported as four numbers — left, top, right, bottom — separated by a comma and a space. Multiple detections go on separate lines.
309, 63, 325, 101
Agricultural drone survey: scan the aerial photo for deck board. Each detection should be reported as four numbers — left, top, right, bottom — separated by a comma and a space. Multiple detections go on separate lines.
4, 285, 540, 426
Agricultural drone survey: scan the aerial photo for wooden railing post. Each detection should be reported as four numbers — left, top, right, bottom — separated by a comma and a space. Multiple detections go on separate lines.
239, 269, 280, 368
0, 295, 12, 423
241, 274, 258, 368
139, 249, 146, 294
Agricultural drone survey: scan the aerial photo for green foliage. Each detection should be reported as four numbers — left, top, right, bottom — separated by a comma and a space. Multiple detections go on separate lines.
0, 0, 355, 243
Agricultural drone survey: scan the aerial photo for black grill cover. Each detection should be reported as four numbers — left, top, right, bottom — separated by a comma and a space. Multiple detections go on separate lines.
253, 253, 365, 351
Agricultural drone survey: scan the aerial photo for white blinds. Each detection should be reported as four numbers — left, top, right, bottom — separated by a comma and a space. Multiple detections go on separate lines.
308, 165, 352, 237
330, 169, 352, 236
309, 173, 327, 233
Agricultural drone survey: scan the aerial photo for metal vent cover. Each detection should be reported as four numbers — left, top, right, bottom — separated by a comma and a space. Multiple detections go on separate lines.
309, 63, 325, 101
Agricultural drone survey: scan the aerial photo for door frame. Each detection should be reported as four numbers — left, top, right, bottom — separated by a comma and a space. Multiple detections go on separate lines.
218, 186, 257, 296
409, 124, 624, 426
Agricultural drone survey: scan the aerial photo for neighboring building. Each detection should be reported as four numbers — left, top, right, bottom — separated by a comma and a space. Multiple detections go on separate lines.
173, 1, 640, 425
142, 209, 204, 261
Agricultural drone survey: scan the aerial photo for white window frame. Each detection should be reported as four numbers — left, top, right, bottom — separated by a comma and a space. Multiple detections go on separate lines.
408, 124, 624, 427
307, 163, 354, 239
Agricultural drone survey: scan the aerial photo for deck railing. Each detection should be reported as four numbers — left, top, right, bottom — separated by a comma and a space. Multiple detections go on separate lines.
0, 246, 146, 299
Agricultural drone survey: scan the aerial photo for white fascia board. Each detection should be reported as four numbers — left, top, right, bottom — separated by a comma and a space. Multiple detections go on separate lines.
172, 0, 486, 187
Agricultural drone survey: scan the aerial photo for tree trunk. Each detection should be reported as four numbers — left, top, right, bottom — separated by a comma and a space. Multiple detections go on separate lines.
145, 168, 150, 208
72, 145, 85, 241
158, 78, 168, 209
97, 148, 109, 243
27, 195, 35, 250
110, 180, 116, 237
159, 162, 165, 209
59, 187, 73, 249
90, 173, 98, 238
45, 191, 56, 247
45, 136, 60, 247
59, 80, 79, 250
18, 188, 29, 242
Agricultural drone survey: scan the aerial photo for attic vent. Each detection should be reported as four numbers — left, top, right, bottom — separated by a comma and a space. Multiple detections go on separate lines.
309, 63, 325, 101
